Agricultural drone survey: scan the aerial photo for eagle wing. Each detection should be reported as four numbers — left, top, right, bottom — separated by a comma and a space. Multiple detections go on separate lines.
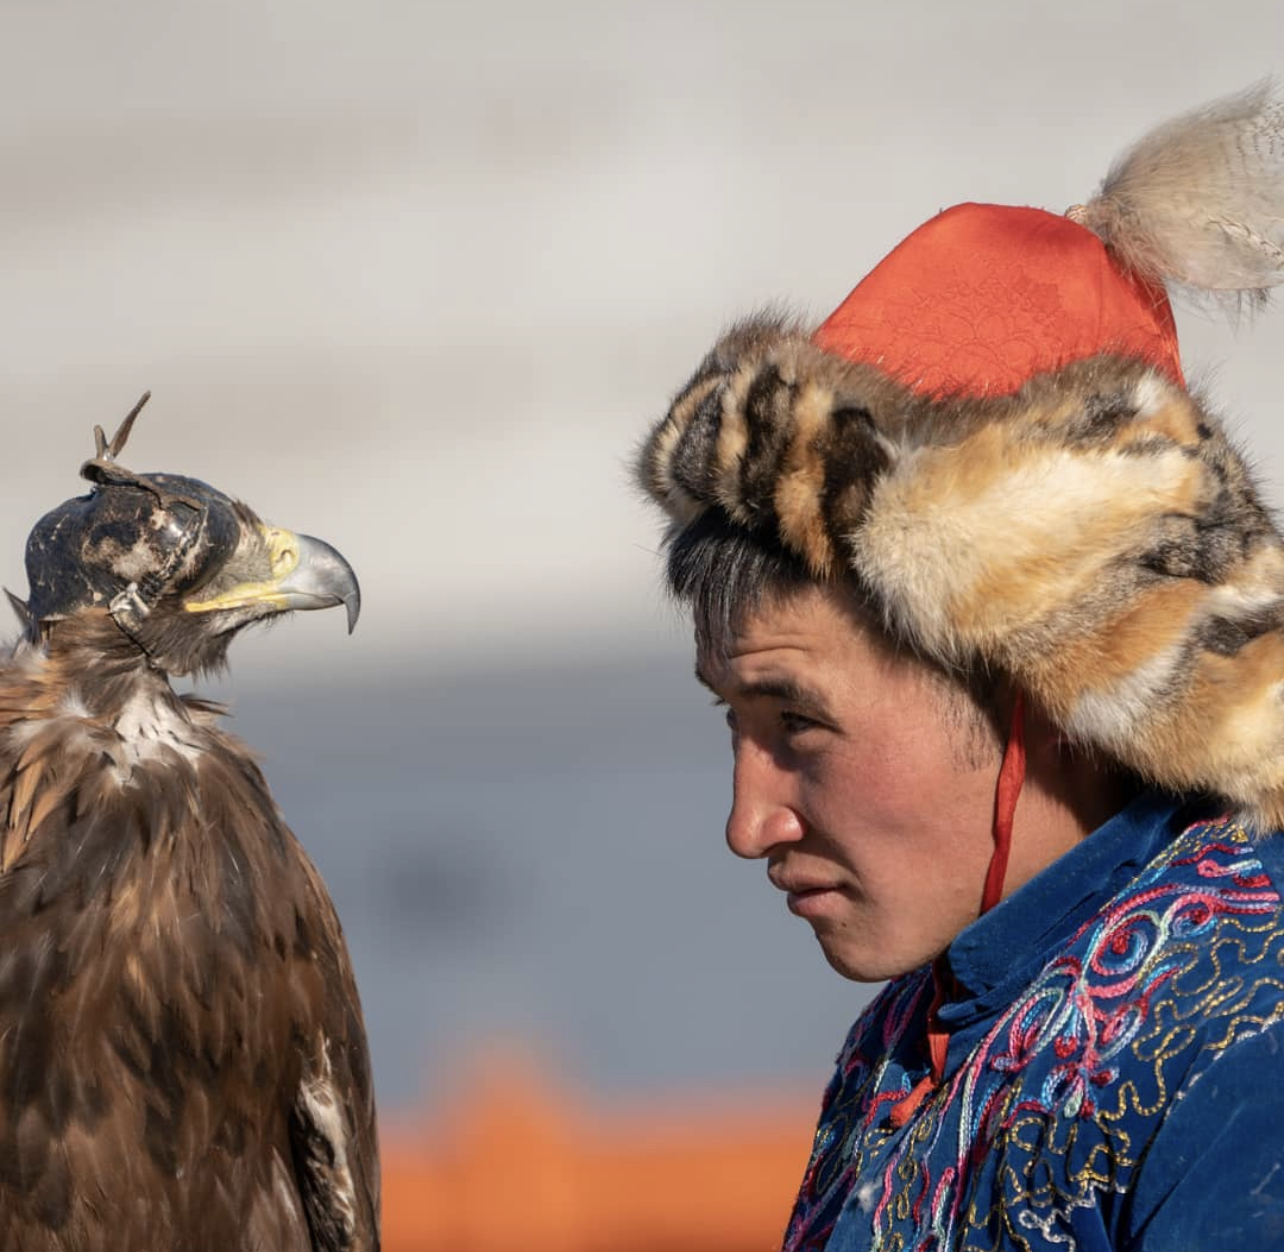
288, 855, 381, 1252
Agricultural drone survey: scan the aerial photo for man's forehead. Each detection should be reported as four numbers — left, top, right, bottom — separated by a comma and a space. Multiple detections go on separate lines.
696, 581, 887, 668
693, 656, 835, 721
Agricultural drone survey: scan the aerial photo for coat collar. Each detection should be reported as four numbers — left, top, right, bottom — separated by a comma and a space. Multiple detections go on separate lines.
937, 791, 1198, 1036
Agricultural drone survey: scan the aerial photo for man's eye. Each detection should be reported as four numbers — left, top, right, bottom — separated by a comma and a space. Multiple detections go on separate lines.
710, 697, 737, 732
780, 710, 819, 735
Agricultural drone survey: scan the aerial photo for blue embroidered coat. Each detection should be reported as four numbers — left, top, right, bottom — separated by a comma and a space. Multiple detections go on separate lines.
782, 795, 1284, 1250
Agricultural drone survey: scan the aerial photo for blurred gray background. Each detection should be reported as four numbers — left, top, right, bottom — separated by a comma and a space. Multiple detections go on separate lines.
1, 0, 1282, 1112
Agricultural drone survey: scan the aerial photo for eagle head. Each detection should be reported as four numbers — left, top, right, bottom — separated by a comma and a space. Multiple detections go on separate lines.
20, 394, 360, 675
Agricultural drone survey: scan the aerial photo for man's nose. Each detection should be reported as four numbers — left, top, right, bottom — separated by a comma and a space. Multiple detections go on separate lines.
725, 738, 804, 859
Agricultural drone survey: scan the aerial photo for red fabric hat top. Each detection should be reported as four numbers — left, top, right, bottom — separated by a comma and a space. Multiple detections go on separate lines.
814, 202, 1184, 398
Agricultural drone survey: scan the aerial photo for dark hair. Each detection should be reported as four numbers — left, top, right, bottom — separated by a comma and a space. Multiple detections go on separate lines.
664, 509, 1004, 763
666, 510, 816, 658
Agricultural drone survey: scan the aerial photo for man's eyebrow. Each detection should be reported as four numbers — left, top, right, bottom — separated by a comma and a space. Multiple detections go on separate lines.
694, 665, 834, 719
740, 677, 833, 718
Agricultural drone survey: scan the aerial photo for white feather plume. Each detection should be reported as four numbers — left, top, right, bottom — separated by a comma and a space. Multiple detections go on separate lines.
1072, 80, 1284, 311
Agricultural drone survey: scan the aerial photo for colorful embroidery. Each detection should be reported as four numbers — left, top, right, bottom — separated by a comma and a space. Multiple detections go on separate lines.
782, 815, 1284, 1251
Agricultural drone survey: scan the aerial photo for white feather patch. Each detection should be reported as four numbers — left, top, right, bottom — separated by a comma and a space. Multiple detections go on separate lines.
1079, 80, 1284, 300
299, 1039, 357, 1241
112, 690, 204, 769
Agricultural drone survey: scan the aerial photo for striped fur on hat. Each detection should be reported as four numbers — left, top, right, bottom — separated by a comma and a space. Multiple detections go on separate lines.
638, 82, 1284, 829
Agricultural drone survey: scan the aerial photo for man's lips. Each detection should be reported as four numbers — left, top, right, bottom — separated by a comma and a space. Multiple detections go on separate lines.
770, 872, 847, 918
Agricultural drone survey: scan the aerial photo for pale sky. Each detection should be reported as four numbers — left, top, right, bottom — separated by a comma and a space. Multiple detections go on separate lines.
0, 0, 1281, 680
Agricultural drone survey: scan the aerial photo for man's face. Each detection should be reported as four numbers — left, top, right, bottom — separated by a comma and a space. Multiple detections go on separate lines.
697, 582, 1005, 982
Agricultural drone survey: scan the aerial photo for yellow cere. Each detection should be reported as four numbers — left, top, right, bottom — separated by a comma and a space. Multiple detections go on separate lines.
183, 527, 301, 615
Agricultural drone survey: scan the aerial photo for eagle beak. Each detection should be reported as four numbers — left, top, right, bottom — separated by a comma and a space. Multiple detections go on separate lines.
184, 529, 362, 633
278, 533, 363, 633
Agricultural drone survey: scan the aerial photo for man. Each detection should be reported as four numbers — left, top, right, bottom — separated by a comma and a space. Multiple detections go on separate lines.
636, 85, 1284, 1249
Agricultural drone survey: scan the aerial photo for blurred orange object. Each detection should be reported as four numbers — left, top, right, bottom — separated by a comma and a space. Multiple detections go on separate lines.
381, 1049, 816, 1252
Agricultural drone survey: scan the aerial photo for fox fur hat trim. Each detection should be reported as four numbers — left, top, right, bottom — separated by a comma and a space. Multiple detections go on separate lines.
638, 82, 1284, 829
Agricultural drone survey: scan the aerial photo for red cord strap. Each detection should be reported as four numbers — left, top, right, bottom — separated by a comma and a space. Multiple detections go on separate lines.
982, 690, 1027, 916
889, 691, 1028, 1128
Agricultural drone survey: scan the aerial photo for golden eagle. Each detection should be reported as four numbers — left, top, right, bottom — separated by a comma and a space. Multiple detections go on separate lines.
0, 397, 379, 1251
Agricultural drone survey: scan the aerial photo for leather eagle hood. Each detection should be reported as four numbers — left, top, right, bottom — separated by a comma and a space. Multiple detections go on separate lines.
25, 470, 244, 629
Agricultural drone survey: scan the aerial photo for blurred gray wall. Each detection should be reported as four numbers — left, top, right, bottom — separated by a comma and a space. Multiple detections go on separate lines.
2, 0, 1282, 1108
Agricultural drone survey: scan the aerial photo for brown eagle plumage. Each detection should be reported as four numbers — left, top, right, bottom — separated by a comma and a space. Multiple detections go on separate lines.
0, 399, 379, 1251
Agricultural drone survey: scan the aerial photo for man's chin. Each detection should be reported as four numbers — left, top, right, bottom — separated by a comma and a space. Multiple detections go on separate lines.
817, 936, 920, 984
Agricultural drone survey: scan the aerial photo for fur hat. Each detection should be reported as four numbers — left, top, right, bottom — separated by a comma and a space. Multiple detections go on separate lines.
638, 83, 1284, 830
